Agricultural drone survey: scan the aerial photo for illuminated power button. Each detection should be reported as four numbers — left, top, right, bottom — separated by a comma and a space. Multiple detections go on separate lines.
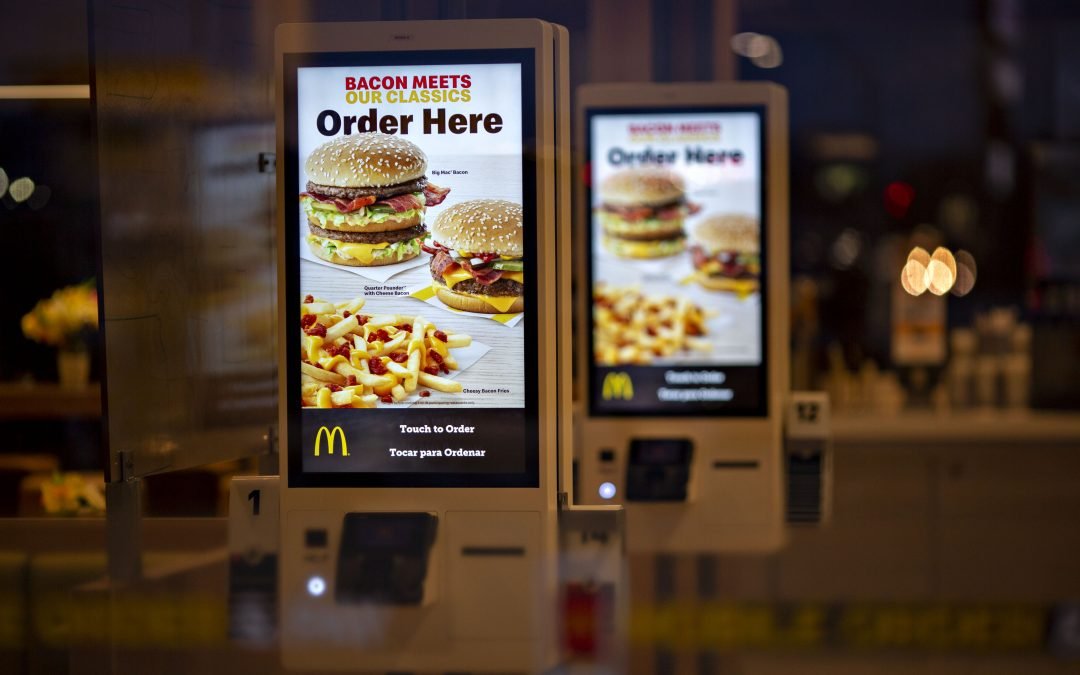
307, 575, 327, 597
599, 482, 617, 500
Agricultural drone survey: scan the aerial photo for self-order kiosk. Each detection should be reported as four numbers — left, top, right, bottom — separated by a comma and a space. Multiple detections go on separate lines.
575, 83, 791, 553
275, 20, 573, 672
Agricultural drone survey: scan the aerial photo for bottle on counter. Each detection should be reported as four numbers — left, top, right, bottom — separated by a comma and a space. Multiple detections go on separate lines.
1003, 323, 1032, 409
948, 328, 976, 409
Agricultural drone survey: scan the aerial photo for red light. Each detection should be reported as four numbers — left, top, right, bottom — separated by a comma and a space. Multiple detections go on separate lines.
884, 181, 915, 219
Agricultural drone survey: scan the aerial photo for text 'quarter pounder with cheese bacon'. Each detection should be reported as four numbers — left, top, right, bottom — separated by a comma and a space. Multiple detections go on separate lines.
425, 199, 525, 314
301, 132, 450, 267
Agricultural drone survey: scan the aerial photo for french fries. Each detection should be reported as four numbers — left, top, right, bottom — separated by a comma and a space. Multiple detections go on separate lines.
592, 284, 711, 365
300, 294, 471, 408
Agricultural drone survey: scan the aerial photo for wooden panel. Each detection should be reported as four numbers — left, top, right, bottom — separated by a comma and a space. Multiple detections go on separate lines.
586, 0, 652, 82
935, 445, 1080, 519
831, 445, 933, 520
937, 519, 1080, 601
776, 521, 932, 600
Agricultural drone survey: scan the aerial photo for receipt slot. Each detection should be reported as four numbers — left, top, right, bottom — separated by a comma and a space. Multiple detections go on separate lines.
276, 20, 570, 672
575, 83, 789, 553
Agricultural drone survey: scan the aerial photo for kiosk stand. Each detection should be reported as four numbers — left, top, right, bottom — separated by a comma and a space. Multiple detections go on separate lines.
574, 82, 791, 553
275, 19, 578, 672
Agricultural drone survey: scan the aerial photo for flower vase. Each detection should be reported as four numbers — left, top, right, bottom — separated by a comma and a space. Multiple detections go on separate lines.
57, 349, 90, 390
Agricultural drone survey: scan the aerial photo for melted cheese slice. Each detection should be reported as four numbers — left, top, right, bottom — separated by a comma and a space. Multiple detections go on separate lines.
609, 238, 684, 258
441, 269, 525, 286
441, 268, 475, 287
308, 234, 390, 264
338, 241, 389, 264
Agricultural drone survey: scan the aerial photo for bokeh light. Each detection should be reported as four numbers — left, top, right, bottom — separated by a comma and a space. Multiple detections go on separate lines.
733, 32, 783, 68
751, 37, 783, 69
902, 254, 928, 293
830, 228, 862, 270
884, 181, 916, 219
731, 32, 768, 58
8, 177, 35, 203
0, 167, 8, 199
27, 184, 51, 210
901, 245, 974, 296
927, 247, 957, 295
952, 249, 977, 296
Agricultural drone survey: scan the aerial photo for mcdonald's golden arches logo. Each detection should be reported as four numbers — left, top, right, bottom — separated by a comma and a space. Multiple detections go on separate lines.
602, 372, 634, 400
314, 425, 348, 457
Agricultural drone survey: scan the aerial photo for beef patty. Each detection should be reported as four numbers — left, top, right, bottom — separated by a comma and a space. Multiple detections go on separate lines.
432, 275, 525, 297
306, 177, 427, 201
309, 223, 425, 244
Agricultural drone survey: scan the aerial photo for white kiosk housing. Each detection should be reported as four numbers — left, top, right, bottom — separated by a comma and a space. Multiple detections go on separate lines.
275, 20, 569, 672
575, 82, 790, 553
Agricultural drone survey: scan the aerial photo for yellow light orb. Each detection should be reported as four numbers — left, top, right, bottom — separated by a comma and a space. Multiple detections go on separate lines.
902, 258, 929, 295
927, 259, 955, 295
907, 246, 930, 266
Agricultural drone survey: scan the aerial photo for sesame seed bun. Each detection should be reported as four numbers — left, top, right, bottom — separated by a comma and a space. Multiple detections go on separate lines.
304, 133, 427, 188
692, 214, 760, 255
599, 168, 686, 207
430, 199, 523, 257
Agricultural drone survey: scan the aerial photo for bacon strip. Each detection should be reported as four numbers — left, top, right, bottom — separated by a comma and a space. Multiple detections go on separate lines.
376, 193, 425, 213
461, 259, 504, 286
601, 204, 654, 221
430, 250, 457, 278
470, 269, 504, 286
423, 182, 451, 207
601, 200, 701, 222
300, 192, 376, 213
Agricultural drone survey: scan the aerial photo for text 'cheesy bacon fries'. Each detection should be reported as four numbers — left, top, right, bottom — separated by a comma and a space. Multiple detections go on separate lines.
300, 294, 471, 408
593, 284, 712, 365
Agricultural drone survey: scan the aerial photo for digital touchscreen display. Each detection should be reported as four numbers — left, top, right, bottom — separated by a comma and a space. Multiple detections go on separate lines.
586, 107, 767, 416
284, 50, 538, 487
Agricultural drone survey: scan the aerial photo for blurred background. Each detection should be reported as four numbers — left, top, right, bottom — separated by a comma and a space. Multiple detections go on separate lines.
1, 1, 1079, 673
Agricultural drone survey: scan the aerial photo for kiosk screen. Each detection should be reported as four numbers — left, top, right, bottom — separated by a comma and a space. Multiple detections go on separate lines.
284, 50, 539, 487
586, 107, 767, 416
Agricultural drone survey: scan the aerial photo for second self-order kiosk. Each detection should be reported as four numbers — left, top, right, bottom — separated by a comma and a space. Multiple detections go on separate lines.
575, 83, 793, 553
275, 20, 580, 672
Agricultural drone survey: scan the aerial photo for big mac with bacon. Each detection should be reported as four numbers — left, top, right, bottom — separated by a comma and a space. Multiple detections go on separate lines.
425, 199, 524, 314
596, 168, 700, 259
300, 133, 450, 267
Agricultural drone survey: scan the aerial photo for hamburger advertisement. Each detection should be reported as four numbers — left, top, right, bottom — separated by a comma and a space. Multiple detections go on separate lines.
292, 59, 532, 477
587, 109, 766, 415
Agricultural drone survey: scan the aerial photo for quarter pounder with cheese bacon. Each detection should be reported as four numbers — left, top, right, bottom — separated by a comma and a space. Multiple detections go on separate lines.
689, 214, 761, 294
425, 199, 524, 314
300, 132, 450, 267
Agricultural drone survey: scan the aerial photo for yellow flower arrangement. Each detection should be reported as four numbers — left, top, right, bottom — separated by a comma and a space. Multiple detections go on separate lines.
21, 281, 99, 350
40, 472, 106, 516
